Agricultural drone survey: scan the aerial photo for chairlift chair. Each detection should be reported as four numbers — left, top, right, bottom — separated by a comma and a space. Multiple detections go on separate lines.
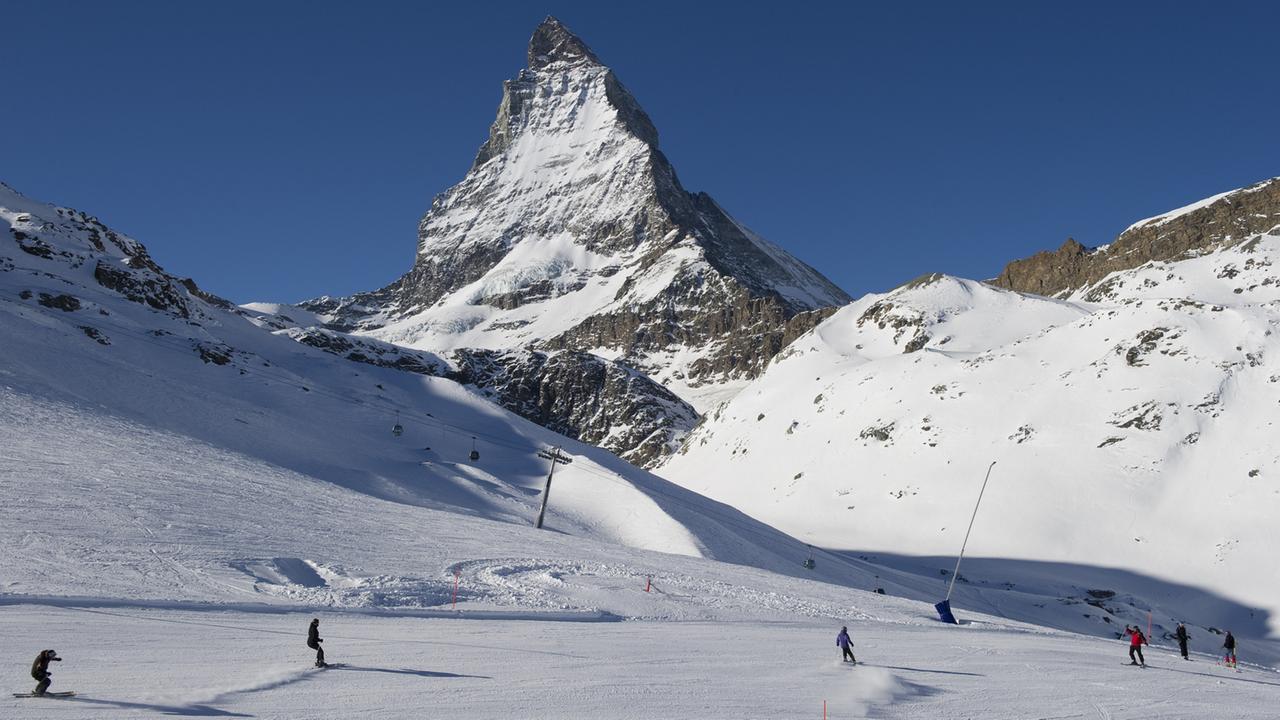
803, 545, 816, 570
469, 436, 480, 462
391, 410, 404, 438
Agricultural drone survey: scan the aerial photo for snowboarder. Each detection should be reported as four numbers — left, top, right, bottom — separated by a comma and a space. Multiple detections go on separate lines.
30, 649, 61, 696
1174, 623, 1190, 660
307, 618, 327, 668
836, 626, 856, 664
1124, 625, 1147, 667
1223, 631, 1237, 669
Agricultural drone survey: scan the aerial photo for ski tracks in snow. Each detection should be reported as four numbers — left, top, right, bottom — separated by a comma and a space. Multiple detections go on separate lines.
448, 557, 888, 623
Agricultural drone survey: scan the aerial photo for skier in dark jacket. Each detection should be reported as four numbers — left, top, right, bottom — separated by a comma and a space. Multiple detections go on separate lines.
307, 618, 327, 668
836, 626, 856, 664
1124, 625, 1147, 667
1174, 623, 1190, 660
30, 649, 61, 696
1223, 631, 1237, 668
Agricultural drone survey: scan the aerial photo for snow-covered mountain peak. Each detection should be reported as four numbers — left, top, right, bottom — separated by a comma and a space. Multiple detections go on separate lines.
290, 18, 850, 426
470, 18, 657, 173
527, 16, 602, 70
791, 273, 1089, 362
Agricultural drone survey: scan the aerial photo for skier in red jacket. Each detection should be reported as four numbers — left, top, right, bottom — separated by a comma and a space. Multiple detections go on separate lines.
1124, 625, 1147, 667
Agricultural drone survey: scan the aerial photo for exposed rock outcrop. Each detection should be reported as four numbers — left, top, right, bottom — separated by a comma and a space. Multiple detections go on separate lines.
450, 348, 699, 468
993, 178, 1280, 297
284, 326, 698, 467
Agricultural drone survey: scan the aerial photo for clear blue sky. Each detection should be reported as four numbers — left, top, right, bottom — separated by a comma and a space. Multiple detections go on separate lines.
5, 1, 1279, 303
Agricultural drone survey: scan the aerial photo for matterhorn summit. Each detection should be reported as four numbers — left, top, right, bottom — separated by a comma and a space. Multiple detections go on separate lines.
292, 17, 850, 424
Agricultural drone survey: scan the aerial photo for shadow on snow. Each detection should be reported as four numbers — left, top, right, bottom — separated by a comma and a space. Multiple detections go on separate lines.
829, 551, 1278, 668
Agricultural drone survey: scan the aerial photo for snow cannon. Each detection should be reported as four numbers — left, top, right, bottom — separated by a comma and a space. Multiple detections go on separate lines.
935, 599, 958, 624
936, 461, 996, 626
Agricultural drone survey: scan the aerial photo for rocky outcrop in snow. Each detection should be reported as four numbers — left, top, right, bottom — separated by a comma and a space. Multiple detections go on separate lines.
2, 182, 226, 328
993, 178, 1280, 297
450, 348, 699, 467
279, 324, 699, 466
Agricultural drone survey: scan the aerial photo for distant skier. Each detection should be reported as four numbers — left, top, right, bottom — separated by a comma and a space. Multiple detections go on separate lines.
30, 649, 61, 696
307, 618, 327, 668
1223, 631, 1237, 669
836, 626, 856, 664
1124, 625, 1147, 667
1174, 623, 1190, 660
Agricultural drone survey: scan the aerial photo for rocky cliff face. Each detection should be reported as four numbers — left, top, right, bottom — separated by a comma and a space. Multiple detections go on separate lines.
993, 178, 1280, 298
281, 325, 697, 467
297, 18, 849, 418
449, 348, 699, 467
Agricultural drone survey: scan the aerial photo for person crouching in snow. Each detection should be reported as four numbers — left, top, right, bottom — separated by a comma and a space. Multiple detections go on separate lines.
836, 626, 856, 664
1124, 625, 1147, 667
307, 618, 327, 668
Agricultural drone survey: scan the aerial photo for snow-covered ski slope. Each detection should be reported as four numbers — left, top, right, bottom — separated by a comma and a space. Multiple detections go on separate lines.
0, 180, 841, 591
661, 187, 1280, 670
2, 384, 1277, 716
5, 602, 1278, 720
5, 181, 1279, 716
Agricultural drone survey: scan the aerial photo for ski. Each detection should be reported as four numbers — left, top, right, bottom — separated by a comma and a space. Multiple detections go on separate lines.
13, 691, 76, 698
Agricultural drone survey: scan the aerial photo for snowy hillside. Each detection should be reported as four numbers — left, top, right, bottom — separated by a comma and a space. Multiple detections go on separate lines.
0, 180, 841, 577
5, 171, 1279, 718
2, 176, 1280, 712
661, 185, 1280, 665
277, 17, 848, 446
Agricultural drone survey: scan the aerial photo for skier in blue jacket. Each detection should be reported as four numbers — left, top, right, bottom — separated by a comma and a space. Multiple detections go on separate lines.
836, 626, 856, 664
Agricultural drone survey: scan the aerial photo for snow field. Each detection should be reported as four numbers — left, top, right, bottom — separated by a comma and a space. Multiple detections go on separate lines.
2, 605, 1276, 719
662, 264, 1280, 665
